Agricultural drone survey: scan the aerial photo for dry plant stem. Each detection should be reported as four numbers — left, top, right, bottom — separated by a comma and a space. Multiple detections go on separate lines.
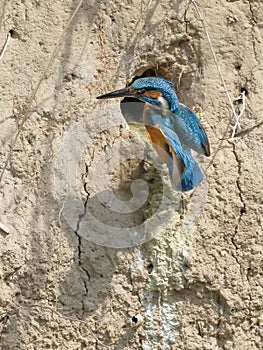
231, 91, 246, 139
0, 0, 85, 184
184, 2, 249, 225
182, 0, 234, 177
0, 31, 11, 61
191, 0, 242, 131
234, 119, 263, 138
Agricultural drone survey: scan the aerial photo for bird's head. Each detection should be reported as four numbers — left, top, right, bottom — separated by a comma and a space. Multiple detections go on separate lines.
97, 77, 179, 112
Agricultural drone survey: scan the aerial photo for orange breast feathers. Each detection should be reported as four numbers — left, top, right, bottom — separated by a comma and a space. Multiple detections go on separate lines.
145, 125, 170, 163
145, 125, 185, 182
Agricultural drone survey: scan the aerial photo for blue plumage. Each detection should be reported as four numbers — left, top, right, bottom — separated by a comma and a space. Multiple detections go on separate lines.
97, 76, 210, 191
145, 109, 203, 191
130, 77, 210, 157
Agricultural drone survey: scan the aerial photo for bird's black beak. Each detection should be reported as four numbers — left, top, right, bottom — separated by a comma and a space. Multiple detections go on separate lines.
97, 87, 136, 100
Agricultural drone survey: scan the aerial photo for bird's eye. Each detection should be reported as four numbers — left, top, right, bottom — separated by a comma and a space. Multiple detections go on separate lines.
138, 88, 146, 94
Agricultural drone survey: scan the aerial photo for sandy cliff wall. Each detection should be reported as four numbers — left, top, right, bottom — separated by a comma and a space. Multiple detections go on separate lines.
0, 1, 262, 349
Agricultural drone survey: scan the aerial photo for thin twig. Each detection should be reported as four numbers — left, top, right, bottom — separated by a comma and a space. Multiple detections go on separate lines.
234, 119, 263, 138
0, 0, 85, 184
0, 30, 12, 61
191, 0, 242, 132
231, 90, 246, 139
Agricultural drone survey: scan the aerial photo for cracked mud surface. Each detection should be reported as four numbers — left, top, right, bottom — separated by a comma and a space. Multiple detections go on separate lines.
0, 1, 262, 349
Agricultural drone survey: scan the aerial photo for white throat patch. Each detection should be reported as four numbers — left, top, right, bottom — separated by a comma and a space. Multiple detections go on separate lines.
157, 96, 169, 111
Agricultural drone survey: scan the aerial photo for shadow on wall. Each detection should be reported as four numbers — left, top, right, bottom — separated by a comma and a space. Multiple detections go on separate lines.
1, 0, 206, 348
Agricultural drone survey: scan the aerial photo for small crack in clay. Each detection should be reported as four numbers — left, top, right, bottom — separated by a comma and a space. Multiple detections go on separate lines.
232, 144, 246, 235
74, 129, 109, 303
231, 143, 247, 276
75, 192, 90, 317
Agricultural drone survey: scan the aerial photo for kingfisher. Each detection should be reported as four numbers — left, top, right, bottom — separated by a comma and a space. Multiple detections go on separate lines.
97, 77, 210, 191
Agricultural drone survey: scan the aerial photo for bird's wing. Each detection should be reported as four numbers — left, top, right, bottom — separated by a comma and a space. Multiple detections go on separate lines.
175, 104, 210, 156
144, 107, 204, 191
